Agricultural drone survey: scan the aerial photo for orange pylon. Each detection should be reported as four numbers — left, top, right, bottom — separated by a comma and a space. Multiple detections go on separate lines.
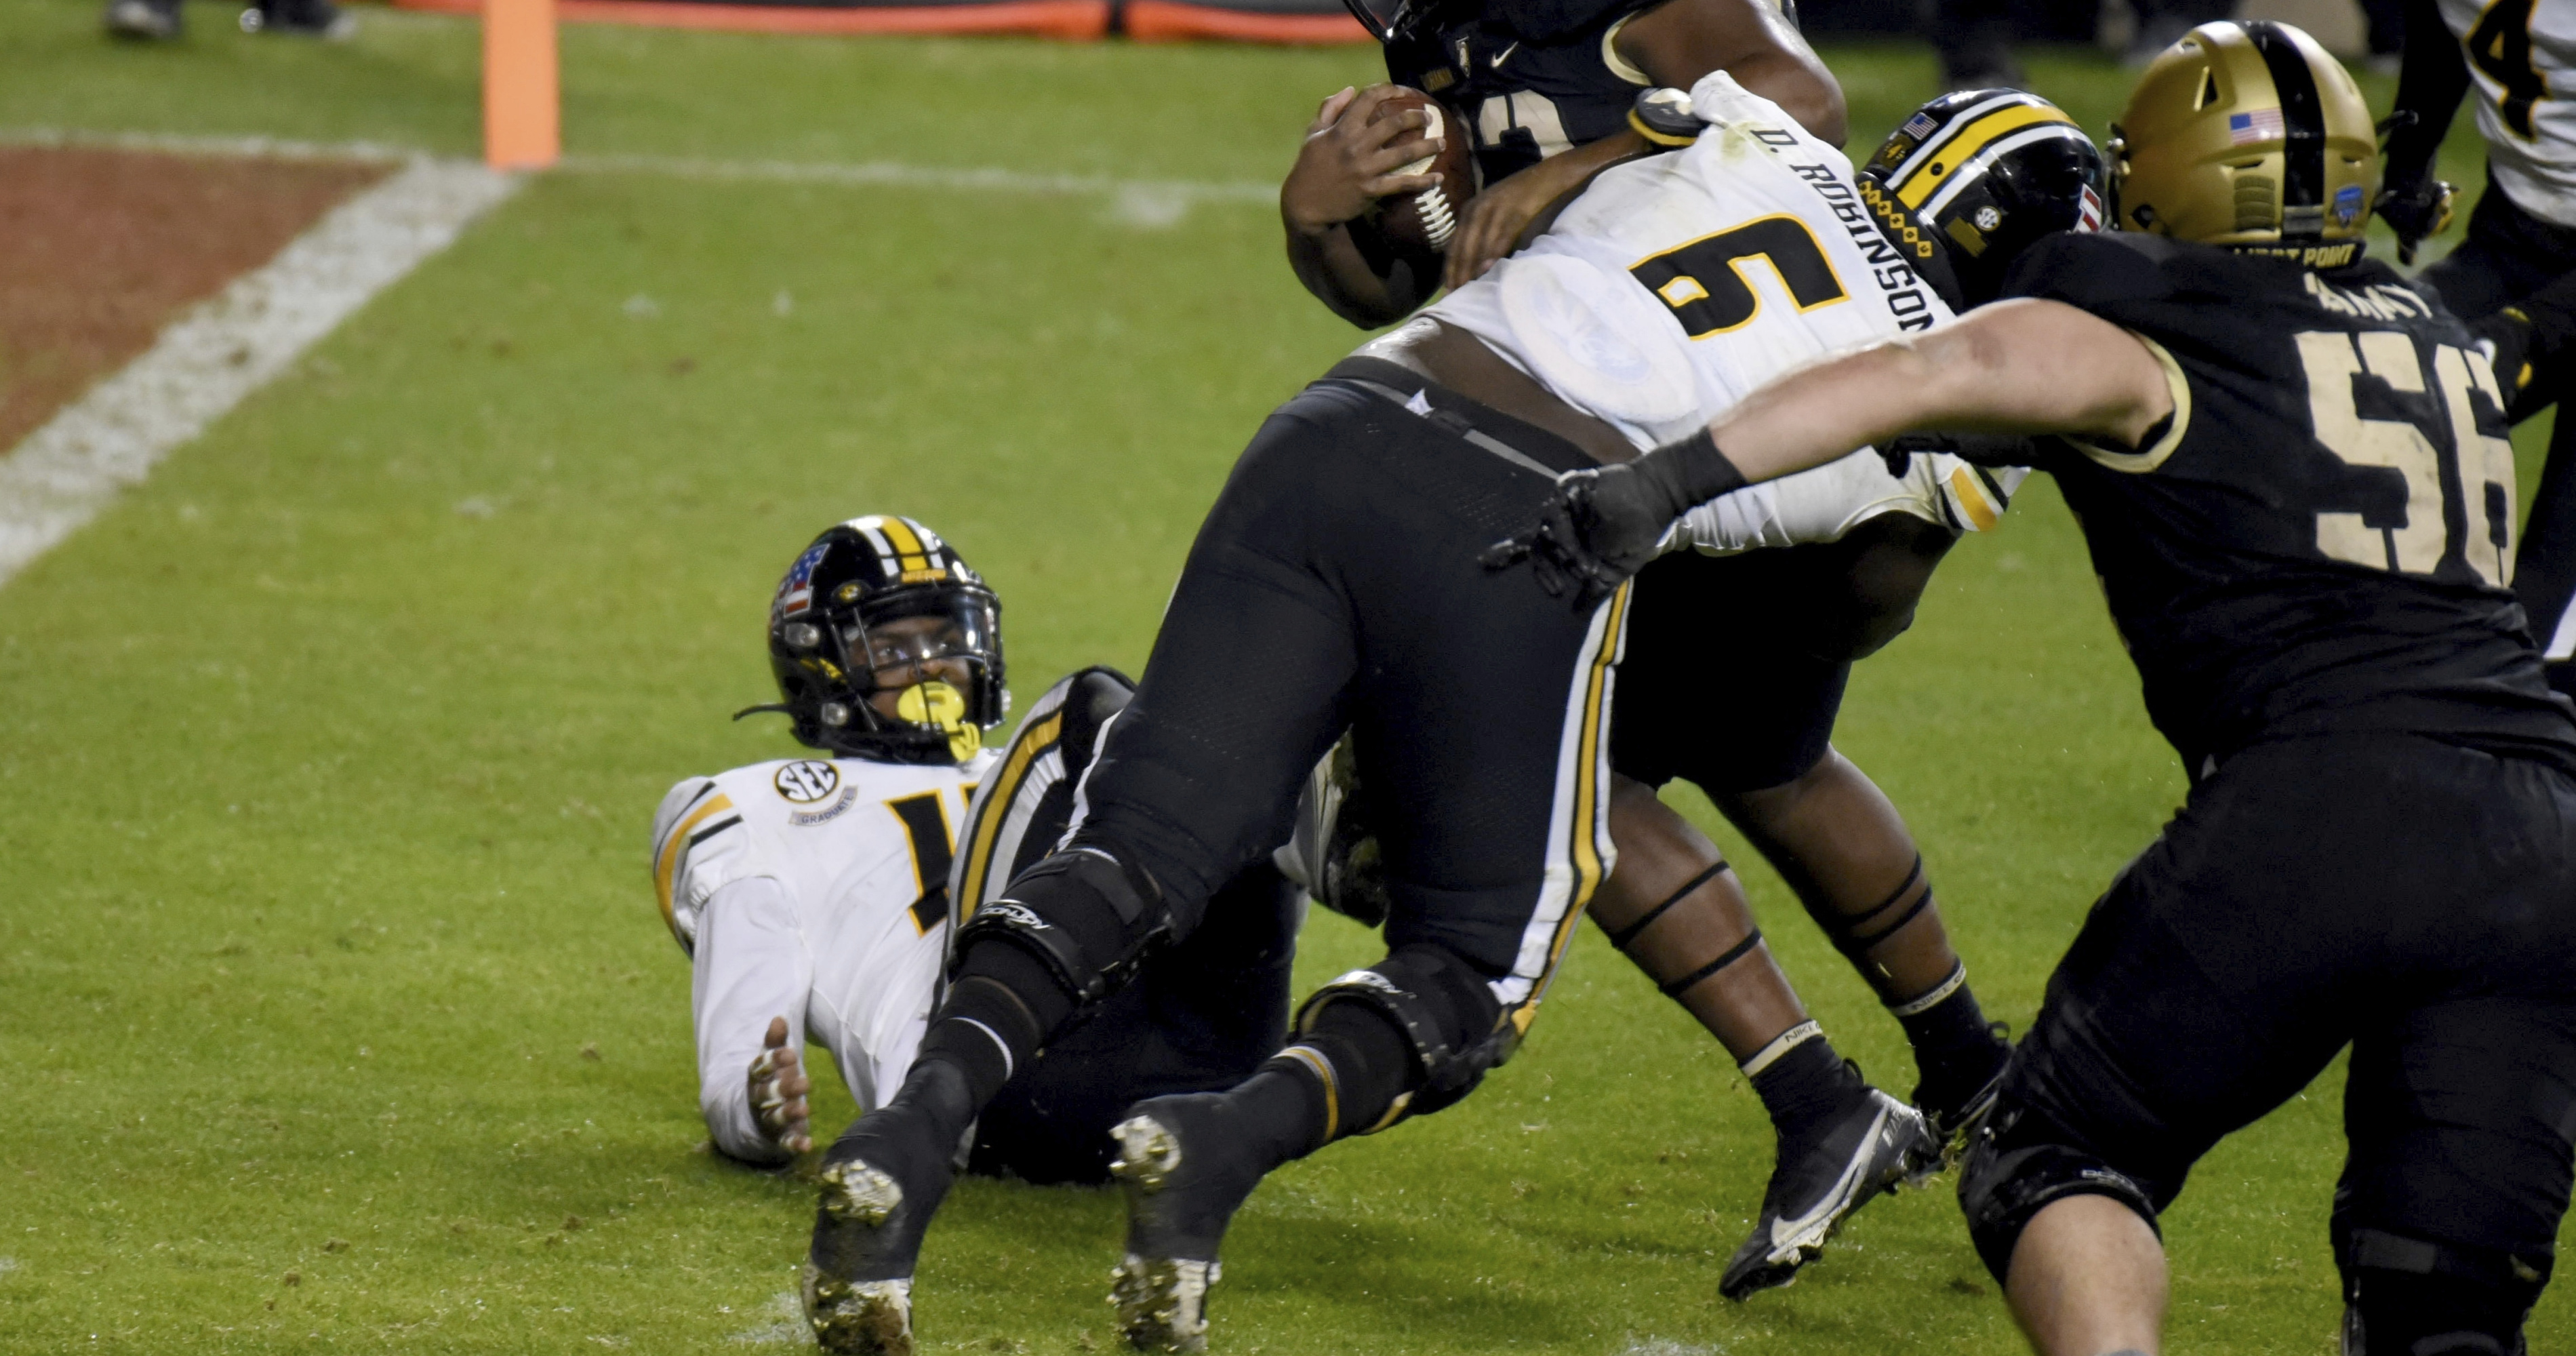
484, 0, 559, 170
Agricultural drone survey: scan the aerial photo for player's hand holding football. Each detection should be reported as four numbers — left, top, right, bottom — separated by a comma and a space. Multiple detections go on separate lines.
747, 1015, 813, 1156
1281, 84, 1442, 237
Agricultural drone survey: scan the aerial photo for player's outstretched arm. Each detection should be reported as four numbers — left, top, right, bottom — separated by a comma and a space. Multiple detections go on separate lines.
1487, 299, 2173, 605
1283, 84, 1447, 327
691, 875, 817, 1164
2377, 0, 2469, 263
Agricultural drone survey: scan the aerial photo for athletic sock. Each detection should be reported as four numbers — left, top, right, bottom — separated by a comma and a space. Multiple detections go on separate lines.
1742, 1023, 1864, 1144
1250, 999, 1421, 1151
1891, 966, 2004, 1098
914, 940, 1075, 1114
1226, 1064, 1331, 1170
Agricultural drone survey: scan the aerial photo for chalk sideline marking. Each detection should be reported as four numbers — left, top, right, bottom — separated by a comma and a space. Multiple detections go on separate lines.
0, 127, 1277, 212
0, 127, 1272, 585
0, 157, 519, 588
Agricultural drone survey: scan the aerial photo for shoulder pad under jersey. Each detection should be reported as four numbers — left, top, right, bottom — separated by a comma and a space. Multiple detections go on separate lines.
649, 776, 750, 956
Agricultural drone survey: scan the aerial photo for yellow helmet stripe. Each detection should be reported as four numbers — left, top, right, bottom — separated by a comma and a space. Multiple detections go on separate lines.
874, 515, 937, 574
1897, 103, 2067, 209
1919, 123, 2093, 218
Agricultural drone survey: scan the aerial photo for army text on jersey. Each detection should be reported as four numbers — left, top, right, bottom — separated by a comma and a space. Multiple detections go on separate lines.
1992, 231, 2576, 776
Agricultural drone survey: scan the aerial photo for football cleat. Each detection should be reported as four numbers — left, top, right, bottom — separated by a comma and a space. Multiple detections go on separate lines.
1108, 1096, 1271, 1353
102, 0, 181, 39
1720, 1088, 1936, 1300
237, 0, 355, 36
803, 1100, 960, 1356
1906, 1022, 2013, 1186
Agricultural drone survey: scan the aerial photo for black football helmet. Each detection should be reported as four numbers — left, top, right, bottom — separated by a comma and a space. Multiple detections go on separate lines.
1857, 89, 2108, 309
747, 515, 1005, 765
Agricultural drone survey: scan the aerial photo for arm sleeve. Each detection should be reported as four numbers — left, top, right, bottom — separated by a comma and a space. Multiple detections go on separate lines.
2384, 0, 2469, 189
691, 874, 810, 1165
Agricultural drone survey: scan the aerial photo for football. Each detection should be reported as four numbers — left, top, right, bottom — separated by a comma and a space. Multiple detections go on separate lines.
1369, 87, 1476, 254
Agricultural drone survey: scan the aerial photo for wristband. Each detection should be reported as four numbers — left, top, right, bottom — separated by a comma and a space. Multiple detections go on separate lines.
1640, 426, 1749, 513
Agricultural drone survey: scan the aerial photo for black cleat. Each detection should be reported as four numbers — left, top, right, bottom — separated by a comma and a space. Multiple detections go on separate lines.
238, 0, 355, 37
1108, 1095, 1272, 1353
103, 0, 182, 39
803, 1098, 961, 1356
1720, 1087, 1935, 1300
1906, 1022, 2012, 1185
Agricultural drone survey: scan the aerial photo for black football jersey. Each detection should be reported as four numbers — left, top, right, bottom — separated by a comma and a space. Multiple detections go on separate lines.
1995, 231, 2576, 775
1384, 0, 1714, 184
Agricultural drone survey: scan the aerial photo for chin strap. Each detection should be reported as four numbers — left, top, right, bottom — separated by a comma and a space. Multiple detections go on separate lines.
731, 702, 794, 721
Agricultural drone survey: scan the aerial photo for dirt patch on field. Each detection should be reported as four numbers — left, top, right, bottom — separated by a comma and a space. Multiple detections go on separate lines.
0, 146, 391, 454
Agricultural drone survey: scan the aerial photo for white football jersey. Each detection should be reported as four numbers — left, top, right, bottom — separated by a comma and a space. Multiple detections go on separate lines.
1425, 71, 2021, 548
649, 751, 995, 1161
2436, 0, 2576, 227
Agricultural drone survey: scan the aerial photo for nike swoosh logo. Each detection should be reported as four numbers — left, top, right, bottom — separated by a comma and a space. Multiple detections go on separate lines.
1491, 41, 1518, 66
1767, 1103, 1893, 1252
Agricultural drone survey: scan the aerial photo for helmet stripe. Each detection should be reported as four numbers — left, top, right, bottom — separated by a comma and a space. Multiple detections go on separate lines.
1917, 123, 2097, 219
877, 514, 933, 571
1883, 91, 2036, 186
1896, 103, 2070, 210
2243, 20, 2328, 238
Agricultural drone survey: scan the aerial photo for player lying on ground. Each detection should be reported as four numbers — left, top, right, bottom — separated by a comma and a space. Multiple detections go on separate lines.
2377, 0, 2576, 694
793, 79, 2104, 1355
651, 517, 1297, 1184
1493, 21, 2576, 1355
1284, 0, 2019, 1210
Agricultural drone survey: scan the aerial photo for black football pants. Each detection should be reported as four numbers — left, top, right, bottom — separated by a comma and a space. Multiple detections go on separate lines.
958, 670, 1302, 1184
1063, 357, 1625, 1029
1991, 733, 2576, 1287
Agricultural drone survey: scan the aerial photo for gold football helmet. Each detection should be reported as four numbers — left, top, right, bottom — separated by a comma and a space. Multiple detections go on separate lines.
2108, 20, 2378, 264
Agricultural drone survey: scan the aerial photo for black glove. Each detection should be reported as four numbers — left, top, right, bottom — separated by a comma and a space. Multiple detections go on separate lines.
1483, 429, 1748, 612
2375, 174, 2455, 267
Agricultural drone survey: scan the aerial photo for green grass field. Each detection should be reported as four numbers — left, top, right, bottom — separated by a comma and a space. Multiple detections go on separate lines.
0, 1, 2563, 1350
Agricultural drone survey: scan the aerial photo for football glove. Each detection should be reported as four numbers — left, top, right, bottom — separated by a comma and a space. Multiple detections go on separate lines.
1483, 430, 1746, 611
2375, 175, 2455, 267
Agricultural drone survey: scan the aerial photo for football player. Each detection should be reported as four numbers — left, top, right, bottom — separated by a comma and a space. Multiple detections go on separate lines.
795, 83, 2103, 1355
1283, 0, 2021, 1231
1496, 22, 2576, 1354
2378, 0, 2575, 695
651, 518, 1297, 1184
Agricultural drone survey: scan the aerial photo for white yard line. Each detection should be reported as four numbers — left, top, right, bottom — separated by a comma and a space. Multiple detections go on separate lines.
0, 129, 1273, 586
0, 157, 519, 587
0, 127, 1277, 206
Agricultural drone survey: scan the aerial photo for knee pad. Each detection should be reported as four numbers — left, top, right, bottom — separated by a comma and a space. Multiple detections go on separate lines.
2336, 1227, 2548, 1356
1294, 944, 1506, 1119
1956, 1099, 2161, 1285
954, 848, 1173, 1005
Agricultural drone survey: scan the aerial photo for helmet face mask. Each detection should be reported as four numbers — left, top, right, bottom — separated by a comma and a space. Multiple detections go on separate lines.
763, 515, 1005, 765
2108, 20, 2378, 264
1859, 89, 2108, 309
